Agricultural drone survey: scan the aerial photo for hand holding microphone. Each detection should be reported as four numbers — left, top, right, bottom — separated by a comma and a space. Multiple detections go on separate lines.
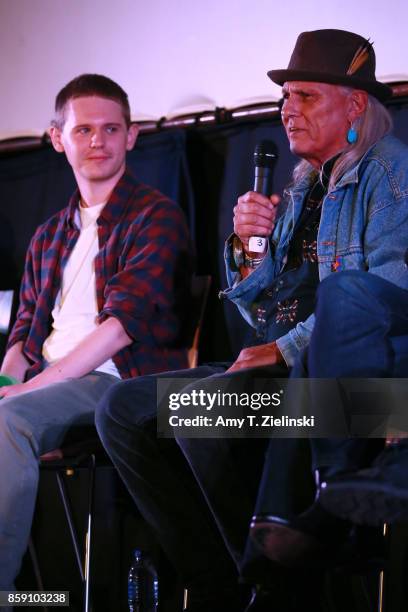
233, 140, 280, 259
249, 140, 278, 252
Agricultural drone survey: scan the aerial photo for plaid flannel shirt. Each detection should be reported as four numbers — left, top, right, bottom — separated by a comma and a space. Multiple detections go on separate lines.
8, 168, 191, 379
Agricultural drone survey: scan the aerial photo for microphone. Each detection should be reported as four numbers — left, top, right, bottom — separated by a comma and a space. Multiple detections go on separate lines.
248, 140, 278, 253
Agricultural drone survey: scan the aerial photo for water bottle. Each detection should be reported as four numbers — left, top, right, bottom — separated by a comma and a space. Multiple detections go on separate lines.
128, 549, 159, 612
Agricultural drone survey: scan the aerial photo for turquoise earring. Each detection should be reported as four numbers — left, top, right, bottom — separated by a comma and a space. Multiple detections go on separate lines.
347, 123, 358, 144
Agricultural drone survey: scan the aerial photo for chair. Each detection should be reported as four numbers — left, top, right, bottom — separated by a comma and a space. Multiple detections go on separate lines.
28, 274, 212, 612
187, 275, 211, 368
0, 289, 17, 362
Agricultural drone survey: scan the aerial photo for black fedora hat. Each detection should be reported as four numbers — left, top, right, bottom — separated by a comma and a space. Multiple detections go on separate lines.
268, 29, 392, 102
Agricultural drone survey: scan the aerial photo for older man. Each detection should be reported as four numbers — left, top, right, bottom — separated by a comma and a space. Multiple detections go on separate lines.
96, 30, 408, 611
247, 31, 408, 575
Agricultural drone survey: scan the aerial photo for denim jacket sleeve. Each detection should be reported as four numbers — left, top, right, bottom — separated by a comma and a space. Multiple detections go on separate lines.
275, 314, 315, 366
223, 233, 281, 327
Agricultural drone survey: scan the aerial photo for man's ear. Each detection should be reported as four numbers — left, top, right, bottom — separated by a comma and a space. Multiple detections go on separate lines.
348, 90, 369, 124
126, 123, 139, 151
49, 125, 65, 153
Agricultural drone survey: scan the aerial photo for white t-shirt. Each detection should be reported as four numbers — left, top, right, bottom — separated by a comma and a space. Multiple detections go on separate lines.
42, 201, 121, 378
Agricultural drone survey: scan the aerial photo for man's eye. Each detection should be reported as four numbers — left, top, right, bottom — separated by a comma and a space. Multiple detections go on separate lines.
106, 126, 118, 133
77, 127, 89, 134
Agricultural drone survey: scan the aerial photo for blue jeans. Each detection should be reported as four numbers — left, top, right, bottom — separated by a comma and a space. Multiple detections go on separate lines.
253, 271, 408, 530
0, 372, 117, 589
309, 270, 408, 378
309, 271, 408, 473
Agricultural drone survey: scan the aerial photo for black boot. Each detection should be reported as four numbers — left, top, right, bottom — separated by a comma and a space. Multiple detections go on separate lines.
320, 440, 408, 526
250, 470, 350, 567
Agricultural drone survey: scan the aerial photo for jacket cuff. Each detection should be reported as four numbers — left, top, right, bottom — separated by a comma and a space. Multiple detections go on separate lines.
276, 315, 315, 367
275, 335, 298, 367
223, 237, 274, 302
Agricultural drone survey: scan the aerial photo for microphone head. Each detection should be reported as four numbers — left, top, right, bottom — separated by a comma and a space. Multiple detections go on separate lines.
254, 140, 278, 168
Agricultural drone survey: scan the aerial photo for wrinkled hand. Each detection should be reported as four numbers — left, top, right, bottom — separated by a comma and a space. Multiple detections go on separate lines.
234, 192, 280, 251
227, 342, 285, 373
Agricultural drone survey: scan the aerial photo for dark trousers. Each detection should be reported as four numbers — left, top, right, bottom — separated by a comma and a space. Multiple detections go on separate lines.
95, 363, 288, 592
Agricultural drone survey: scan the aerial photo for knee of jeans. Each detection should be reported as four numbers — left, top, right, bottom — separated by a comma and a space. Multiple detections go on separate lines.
318, 270, 369, 304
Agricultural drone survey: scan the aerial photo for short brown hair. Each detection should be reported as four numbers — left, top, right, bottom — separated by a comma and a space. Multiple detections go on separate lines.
53, 74, 131, 128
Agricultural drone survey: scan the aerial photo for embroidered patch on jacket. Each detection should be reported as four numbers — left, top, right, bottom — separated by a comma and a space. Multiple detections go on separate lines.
276, 299, 299, 324
302, 239, 318, 262
256, 306, 267, 324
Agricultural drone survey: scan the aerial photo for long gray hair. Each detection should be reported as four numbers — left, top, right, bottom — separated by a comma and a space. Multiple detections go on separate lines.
291, 90, 393, 191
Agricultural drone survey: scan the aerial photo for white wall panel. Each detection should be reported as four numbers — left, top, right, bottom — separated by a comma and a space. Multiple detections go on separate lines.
0, 0, 406, 137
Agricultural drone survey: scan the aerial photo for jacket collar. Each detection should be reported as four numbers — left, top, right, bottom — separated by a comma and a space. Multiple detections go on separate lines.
286, 135, 390, 195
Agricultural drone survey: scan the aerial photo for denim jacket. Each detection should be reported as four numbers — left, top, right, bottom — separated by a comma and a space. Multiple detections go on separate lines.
222, 134, 408, 365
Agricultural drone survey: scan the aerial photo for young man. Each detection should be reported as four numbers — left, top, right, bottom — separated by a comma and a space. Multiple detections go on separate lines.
0, 74, 190, 589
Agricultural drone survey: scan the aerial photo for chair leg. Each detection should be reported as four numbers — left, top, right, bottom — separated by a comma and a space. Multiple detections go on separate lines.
84, 454, 96, 612
56, 471, 85, 582
28, 536, 45, 590
28, 537, 49, 612
377, 523, 388, 612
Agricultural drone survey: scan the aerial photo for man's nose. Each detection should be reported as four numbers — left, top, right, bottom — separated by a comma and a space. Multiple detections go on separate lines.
281, 98, 299, 120
90, 130, 105, 147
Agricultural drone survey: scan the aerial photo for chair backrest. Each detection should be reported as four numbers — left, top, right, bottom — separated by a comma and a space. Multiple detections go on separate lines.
0, 289, 15, 363
187, 275, 211, 369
